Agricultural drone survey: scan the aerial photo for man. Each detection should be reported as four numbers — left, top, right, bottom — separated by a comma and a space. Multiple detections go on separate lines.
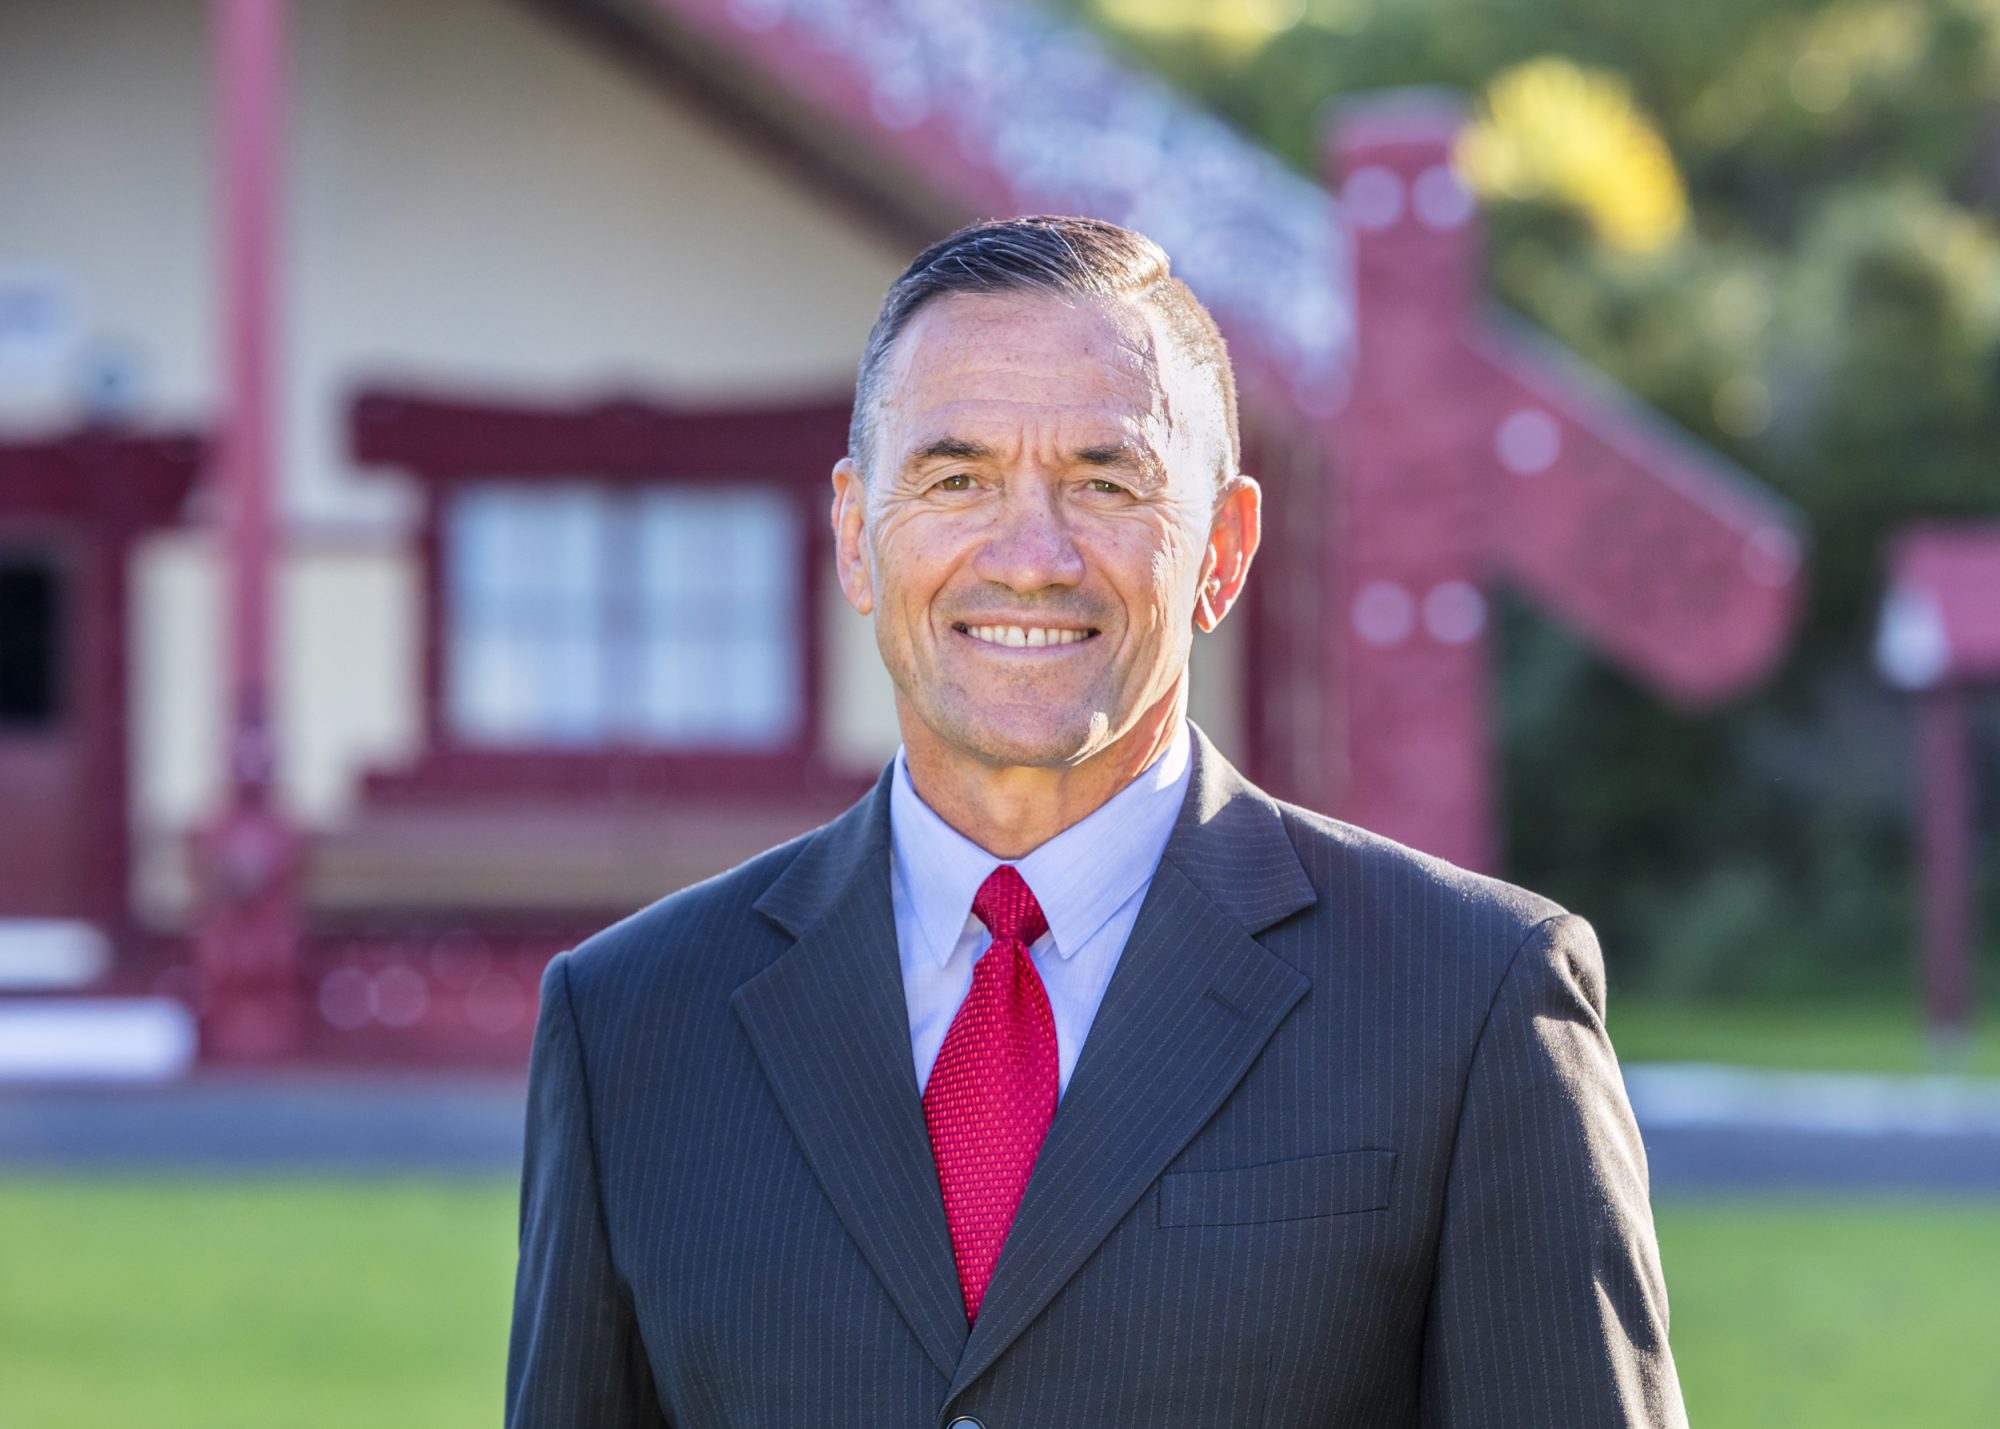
507, 215, 1685, 1427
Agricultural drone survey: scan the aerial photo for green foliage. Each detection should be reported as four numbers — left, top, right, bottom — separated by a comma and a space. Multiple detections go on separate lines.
1067, 0, 2000, 1002
1777, 179, 2000, 635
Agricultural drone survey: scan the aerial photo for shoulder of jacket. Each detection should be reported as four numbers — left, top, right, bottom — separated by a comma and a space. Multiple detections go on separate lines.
1268, 797, 1571, 950
557, 825, 819, 996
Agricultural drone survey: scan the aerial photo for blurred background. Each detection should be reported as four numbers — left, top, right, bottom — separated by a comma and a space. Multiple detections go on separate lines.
0, 0, 1995, 1424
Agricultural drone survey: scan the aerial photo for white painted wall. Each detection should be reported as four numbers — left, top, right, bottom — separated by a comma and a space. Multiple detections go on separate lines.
130, 533, 423, 922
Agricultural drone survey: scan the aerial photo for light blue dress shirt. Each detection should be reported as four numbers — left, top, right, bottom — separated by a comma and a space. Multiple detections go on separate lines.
888, 720, 1193, 1100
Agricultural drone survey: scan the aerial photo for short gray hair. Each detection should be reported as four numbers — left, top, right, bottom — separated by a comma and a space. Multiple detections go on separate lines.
849, 215, 1240, 488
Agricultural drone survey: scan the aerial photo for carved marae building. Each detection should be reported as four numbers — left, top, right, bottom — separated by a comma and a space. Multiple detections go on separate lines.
0, 0, 1801, 1072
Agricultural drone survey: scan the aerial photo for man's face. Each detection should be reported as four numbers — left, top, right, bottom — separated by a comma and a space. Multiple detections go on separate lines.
831, 290, 1257, 770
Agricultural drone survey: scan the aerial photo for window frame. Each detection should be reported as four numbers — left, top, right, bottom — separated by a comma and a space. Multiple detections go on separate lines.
352, 389, 847, 801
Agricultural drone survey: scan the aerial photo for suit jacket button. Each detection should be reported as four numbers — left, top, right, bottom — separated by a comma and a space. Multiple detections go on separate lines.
944, 1419, 985, 1429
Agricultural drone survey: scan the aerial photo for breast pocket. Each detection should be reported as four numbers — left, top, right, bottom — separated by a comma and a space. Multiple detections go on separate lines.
1156, 1149, 1397, 1227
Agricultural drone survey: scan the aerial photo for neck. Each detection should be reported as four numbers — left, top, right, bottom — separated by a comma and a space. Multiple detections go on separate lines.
899, 683, 1186, 860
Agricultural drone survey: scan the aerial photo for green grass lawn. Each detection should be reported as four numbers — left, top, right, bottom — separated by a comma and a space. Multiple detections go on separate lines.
1658, 1201, 2000, 1427
1609, 997, 2000, 1076
0, 1177, 516, 1429
1, 1178, 1996, 1426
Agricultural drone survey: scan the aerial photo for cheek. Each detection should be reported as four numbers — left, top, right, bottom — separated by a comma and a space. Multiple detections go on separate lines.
1094, 523, 1193, 630
872, 517, 962, 616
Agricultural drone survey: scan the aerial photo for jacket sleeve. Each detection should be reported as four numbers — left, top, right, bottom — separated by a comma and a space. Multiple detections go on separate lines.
1418, 913, 1686, 1428
506, 952, 666, 1428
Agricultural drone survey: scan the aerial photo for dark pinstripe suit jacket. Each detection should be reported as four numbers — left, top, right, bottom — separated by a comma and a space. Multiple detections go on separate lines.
507, 728, 1686, 1427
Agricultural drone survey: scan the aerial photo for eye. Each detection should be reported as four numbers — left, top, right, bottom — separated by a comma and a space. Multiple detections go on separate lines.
933, 472, 973, 492
1086, 477, 1127, 495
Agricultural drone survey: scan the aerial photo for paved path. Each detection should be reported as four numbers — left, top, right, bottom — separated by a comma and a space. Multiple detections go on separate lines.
3, 1065, 1998, 1192
1629, 1063, 2000, 1193
0, 1073, 530, 1174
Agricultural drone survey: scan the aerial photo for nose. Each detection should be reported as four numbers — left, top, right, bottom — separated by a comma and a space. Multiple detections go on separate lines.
971, 483, 1085, 595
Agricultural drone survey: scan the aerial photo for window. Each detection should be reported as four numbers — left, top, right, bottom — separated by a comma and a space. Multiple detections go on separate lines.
446, 483, 802, 749
0, 553, 59, 729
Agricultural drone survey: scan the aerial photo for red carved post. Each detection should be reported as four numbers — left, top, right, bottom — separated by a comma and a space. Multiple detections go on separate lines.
1914, 688, 1975, 1042
1324, 93, 1499, 871
1877, 526, 2000, 1045
1323, 92, 1802, 872
195, 0, 303, 1061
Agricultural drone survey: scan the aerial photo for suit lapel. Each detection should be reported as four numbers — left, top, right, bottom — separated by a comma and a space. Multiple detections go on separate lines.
947, 730, 1318, 1400
731, 772, 968, 1382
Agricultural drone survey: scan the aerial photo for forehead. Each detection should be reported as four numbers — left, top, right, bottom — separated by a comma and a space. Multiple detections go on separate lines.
878, 290, 1169, 440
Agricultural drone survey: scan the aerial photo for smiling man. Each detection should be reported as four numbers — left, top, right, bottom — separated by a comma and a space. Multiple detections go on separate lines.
507, 217, 1687, 1428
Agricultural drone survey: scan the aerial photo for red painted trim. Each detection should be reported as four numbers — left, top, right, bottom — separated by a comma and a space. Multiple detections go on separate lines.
351, 387, 850, 800
1916, 688, 1977, 1035
418, 482, 447, 752
1884, 523, 2000, 682
78, 533, 129, 935
194, 0, 307, 1064
216, 0, 286, 808
0, 428, 203, 523
353, 389, 851, 480
361, 746, 860, 801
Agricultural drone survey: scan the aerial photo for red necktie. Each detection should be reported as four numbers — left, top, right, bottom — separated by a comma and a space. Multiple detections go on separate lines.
923, 864, 1058, 1325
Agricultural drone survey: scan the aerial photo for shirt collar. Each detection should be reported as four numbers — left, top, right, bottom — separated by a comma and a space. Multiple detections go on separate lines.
889, 721, 1193, 970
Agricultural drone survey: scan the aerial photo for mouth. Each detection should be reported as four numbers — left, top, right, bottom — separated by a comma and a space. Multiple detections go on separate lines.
951, 621, 1101, 650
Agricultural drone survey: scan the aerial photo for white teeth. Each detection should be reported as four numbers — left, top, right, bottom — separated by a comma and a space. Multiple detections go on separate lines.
963, 624, 1090, 648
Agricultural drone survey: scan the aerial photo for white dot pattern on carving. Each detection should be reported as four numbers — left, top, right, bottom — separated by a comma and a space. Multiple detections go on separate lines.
1351, 580, 1416, 646
1343, 164, 1405, 231
922, 864, 1058, 1325
1496, 407, 1561, 475
1413, 163, 1475, 230
1423, 581, 1488, 645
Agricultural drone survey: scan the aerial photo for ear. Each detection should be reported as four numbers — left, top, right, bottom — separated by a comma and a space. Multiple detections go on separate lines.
1194, 473, 1261, 633
831, 457, 874, 617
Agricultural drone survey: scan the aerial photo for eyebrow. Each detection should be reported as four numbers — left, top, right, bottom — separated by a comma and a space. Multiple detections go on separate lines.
1073, 441, 1160, 478
901, 435, 1163, 480
904, 436, 997, 467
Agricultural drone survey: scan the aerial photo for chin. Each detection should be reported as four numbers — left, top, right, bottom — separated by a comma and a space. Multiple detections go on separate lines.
932, 709, 1113, 770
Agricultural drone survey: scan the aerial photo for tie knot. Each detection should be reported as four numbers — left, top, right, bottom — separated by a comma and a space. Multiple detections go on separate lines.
972, 864, 1049, 948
